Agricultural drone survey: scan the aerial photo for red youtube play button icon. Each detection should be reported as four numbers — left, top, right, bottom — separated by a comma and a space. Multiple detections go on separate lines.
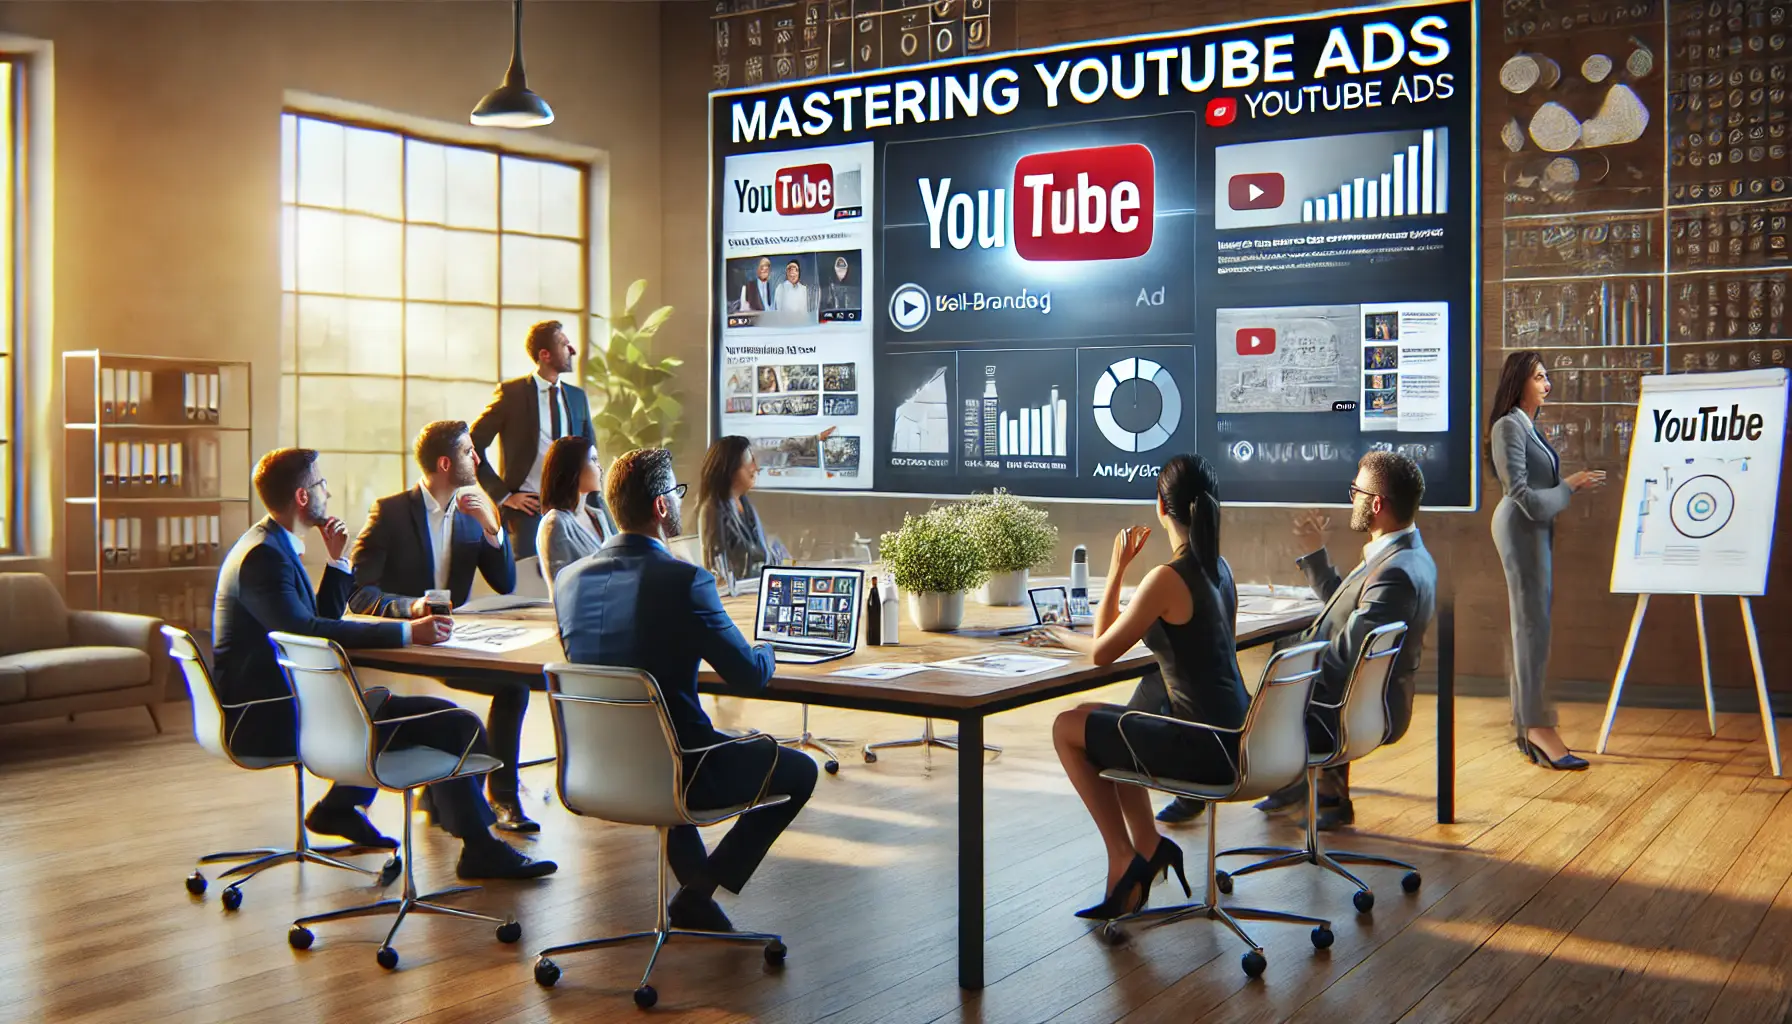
1205, 97, 1237, 127
1235, 327, 1277, 355
1228, 172, 1285, 211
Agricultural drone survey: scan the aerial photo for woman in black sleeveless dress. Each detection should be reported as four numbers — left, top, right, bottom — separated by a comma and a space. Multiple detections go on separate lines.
1040, 454, 1247, 919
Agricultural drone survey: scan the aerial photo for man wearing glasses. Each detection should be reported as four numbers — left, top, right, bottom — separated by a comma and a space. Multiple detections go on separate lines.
211, 448, 557, 879
555, 448, 817, 934
1256, 449, 1437, 830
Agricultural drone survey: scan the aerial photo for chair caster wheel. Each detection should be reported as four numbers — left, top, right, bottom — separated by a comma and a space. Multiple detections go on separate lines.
1216, 871, 1234, 895
497, 920, 522, 944
1353, 889, 1375, 914
1402, 871, 1422, 893
863, 751, 878, 763
634, 984, 658, 1009
1242, 950, 1267, 977
534, 957, 560, 987
824, 760, 840, 775
288, 925, 314, 951
378, 856, 402, 887
376, 946, 399, 970
185, 871, 207, 896
1099, 923, 1127, 946
1311, 925, 1334, 950
765, 940, 787, 965
221, 885, 243, 912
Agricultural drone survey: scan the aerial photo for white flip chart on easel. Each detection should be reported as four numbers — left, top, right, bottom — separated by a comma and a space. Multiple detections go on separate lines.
1599, 368, 1789, 775
1610, 369, 1788, 595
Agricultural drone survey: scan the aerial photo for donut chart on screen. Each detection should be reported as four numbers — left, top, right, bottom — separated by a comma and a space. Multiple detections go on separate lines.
1093, 357, 1182, 454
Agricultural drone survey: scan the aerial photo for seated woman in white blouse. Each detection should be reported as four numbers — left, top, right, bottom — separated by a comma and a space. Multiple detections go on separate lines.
535, 435, 619, 590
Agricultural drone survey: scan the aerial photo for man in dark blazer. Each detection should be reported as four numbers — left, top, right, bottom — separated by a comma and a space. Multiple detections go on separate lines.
470, 320, 598, 561
349, 419, 541, 832
556, 447, 817, 934
213, 447, 555, 879
1260, 450, 1437, 830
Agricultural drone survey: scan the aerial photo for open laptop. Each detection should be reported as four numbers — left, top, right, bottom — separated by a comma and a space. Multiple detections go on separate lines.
754, 565, 866, 664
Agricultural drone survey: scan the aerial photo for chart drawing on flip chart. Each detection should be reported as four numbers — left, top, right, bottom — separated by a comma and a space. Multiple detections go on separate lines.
1599, 368, 1789, 776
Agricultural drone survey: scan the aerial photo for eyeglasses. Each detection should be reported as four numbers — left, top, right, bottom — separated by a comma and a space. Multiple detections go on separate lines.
1348, 483, 1380, 502
657, 482, 688, 500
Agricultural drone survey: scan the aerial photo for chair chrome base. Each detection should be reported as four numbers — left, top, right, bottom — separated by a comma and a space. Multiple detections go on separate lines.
776, 705, 851, 775
532, 828, 785, 1007
862, 718, 1001, 763
186, 765, 394, 909
1098, 800, 1333, 977
1217, 767, 1422, 914
287, 788, 519, 969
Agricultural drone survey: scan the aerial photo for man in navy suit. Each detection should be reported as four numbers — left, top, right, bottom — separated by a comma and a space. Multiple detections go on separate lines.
556, 447, 816, 933
470, 320, 599, 560
349, 420, 538, 832
213, 447, 555, 879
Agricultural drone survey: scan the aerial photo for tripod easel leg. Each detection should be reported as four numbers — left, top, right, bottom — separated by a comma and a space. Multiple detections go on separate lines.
1740, 597, 1781, 777
1598, 594, 1650, 755
1695, 596, 1716, 737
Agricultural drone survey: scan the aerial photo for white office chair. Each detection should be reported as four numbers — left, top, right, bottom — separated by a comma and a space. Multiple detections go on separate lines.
514, 555, 552, 600
1217, 622, 1421, 913
166, 626, 395, 910
665, 534, 703, 566
533, 663, 788, 1009
1098, 640, 1335, 978
269, 632, 521, 970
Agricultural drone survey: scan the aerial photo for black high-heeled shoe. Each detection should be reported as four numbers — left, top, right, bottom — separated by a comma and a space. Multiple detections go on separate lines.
1521, 737, 1589, 771
1146, 836, 1192, 899
1075, 855, 1153, 920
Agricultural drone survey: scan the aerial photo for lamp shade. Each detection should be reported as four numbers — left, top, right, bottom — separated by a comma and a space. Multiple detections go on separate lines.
471, 0, 554, 128
471, 83, 554, 128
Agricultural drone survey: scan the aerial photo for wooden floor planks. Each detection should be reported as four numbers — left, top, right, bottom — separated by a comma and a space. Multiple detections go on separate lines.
3, 682, 1791, 1024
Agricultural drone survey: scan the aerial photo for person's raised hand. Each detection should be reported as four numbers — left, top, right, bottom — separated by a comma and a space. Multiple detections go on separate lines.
1111, 525, 1151, 575
319, 516, 350, 563
457, 489, 502, 536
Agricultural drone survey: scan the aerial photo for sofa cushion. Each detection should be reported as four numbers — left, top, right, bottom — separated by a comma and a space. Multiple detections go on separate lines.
0, 574, 70, 655
0, 663, 23, 704
0, 647, 152, 700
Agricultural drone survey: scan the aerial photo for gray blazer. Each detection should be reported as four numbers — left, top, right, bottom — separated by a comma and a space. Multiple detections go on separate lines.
1490, 409, 1570, 529
1295, 528, 1437, 746
537, 506, 615, 589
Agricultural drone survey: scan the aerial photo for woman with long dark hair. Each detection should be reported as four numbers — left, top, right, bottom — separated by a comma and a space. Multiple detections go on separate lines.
535, 435, 616, 588
697, 435, 785, 583
1031, 454, 1246, 919
1488, 351, 1604, 770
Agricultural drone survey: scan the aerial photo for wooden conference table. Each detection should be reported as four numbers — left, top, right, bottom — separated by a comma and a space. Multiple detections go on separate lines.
350, 587, 1319, 990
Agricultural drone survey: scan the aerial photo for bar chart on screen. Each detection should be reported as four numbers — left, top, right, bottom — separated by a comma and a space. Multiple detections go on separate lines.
1214, 127, 1452, 231
1302, 127, 1449, 223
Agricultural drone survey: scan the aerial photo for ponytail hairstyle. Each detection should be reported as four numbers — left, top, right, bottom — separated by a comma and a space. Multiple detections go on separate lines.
1156, 453, 1222, 586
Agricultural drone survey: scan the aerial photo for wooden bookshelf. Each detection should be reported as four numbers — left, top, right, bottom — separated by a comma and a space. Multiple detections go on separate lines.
62, 352, 253, 647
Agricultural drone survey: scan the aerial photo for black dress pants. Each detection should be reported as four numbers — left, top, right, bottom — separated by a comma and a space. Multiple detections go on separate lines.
667, 737, 818, 895
229, 687, 497, 838
438, 669, 531, 803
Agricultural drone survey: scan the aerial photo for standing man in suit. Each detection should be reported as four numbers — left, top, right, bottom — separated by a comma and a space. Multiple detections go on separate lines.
349, 420, 539, 833
1256, 450, 1437, 830
470, 320, 599, 561
556, 448, 817, 933
213, 447, 555, 879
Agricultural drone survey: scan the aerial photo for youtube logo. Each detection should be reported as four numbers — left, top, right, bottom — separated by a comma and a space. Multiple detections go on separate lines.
1010, 144, 1155, 261
1235, 327, 1276, 356
1227, 172, 1284, 211
1205, 97, 1237, 127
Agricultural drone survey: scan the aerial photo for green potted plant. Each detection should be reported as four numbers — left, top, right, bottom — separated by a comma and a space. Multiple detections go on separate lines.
961, 489, 1058, 606
878, 507, 990, 631
585, 279, 683, 458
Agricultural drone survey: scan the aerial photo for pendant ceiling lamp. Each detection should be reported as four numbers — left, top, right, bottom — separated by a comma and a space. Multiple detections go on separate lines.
471, 0, 554, 128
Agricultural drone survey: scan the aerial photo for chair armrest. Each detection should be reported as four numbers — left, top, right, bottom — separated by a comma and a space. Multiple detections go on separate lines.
223, 695, 296, 750
682, 731, 776, 755
68, 608, 162, 652
1113, 709, 1244, 736
376, 706, 488, 776
220, 694, 295, 712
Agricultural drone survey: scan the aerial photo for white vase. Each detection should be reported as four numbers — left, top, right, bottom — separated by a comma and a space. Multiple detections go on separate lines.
979, 568, 1030, 607
907, 590, 966, 632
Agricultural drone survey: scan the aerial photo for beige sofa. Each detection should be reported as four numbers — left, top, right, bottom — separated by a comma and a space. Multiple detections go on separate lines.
0, 573, 171, 728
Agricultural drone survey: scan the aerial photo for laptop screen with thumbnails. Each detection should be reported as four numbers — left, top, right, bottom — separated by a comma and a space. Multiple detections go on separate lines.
754, 566, 866, 650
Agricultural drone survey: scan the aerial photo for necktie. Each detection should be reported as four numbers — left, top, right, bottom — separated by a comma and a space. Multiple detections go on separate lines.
549, 384, 563, 440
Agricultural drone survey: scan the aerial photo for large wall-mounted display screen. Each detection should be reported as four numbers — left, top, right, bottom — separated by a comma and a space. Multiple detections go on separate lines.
710, 0, 1479, 507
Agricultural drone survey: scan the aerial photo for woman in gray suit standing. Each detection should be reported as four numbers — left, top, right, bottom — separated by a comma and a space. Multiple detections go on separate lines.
1488, 351, 1605, 770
